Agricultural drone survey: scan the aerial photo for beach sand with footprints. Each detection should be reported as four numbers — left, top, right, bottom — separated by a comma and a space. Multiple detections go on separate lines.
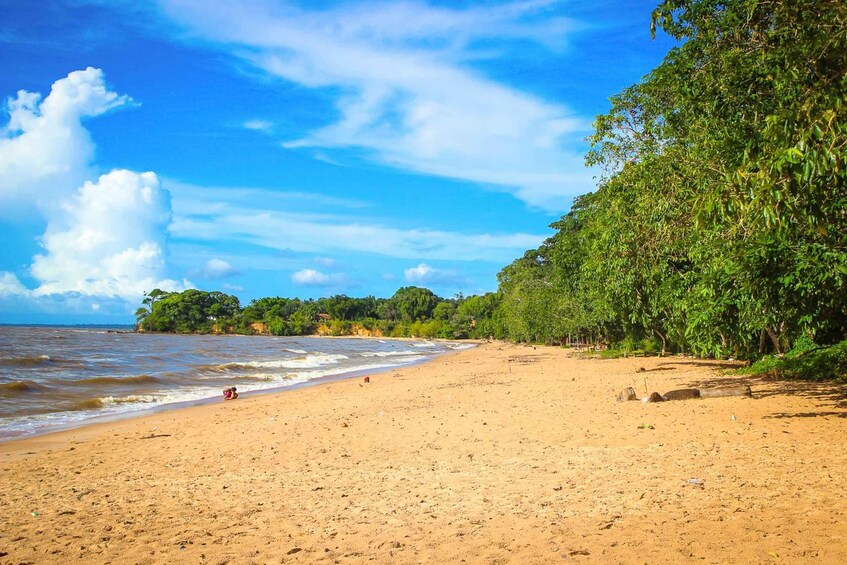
2, 342, 846, 563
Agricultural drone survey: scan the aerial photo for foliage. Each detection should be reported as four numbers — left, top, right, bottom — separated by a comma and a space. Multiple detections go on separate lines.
139, 289, 241, 334
736, 339, 847, 382
136, 287, 476, 339
471, 0, 847, 361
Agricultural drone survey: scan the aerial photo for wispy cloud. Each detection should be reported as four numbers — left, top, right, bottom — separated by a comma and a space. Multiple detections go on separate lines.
167, 179, 546, 263
243, 119, 273, 132
156, 0, 595, 211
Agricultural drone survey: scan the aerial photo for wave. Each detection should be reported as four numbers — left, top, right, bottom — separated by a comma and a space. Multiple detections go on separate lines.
412, 342, 437, 348
0, 380, 51, 397
360, 350, 422, 358
69, 374, 161, 387
101, 395, 159, 405
67, 398, 105, 411
214, 353, 350, 372
0, 354, 52, 367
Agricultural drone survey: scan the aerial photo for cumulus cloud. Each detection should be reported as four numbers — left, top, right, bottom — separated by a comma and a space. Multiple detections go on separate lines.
200, 258, 239, 279
0, 67, 133, 212
404, 263, 464, 285
29, 169, 188, 300
0, 272, 30, 297
156, 0, 595, 211
291, 268, 349, 287
292, 268, 330, 286
0, 69, 187, 309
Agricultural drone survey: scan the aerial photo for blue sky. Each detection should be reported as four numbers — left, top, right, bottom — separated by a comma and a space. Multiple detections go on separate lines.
0, 0, 676, 324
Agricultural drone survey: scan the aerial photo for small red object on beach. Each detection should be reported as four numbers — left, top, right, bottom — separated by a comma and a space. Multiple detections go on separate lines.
363, 376, 370, 383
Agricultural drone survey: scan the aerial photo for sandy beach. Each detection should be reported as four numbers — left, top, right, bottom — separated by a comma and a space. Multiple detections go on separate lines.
1, 342, 846, 564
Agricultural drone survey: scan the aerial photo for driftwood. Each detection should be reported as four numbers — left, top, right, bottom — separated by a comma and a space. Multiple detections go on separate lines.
699, 385, 752, 398
663, 388, 701, 401
618, 385, 753, 402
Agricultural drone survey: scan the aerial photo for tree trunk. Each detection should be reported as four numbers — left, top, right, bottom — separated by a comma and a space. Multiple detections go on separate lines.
655, 329, 667, 356
766, 327, 783, 354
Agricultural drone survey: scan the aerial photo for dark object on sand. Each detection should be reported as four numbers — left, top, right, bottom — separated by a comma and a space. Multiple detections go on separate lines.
616, 387, 638, 402
662, 388, 701, 401
617, 385, 753, 402
699, 385, 752, 398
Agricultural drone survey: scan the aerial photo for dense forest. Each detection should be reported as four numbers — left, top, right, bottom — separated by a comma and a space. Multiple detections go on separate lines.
489, 0, 847, 360
138, 0, 846, 377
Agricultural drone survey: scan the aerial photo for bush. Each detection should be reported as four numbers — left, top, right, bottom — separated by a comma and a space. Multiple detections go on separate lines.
737, 339, 847, 382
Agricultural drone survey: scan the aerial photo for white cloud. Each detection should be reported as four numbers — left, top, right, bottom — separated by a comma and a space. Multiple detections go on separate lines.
0, 67, 133, 212
167, 180, 547, 264
314, 257, 335, 266
30, 169, 189, 300
404, 263, 464, 285
0, 272, 30, 297
0, 70, 188, 308
156, 0, 595, 211
200, 258, 239, 279
292, 268, 330, 286
171, 207, 544, 264
243, 119, 272, 132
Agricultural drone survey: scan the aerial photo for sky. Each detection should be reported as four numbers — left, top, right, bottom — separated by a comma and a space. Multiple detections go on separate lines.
0, 0, 677, 324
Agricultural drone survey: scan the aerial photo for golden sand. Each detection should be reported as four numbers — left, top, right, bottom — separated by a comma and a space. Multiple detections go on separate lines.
1, 342, 846, 564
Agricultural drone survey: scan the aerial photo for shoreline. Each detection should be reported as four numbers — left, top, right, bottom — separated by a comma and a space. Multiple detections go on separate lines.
2, 342, 846, 563
0, 337, 478, 444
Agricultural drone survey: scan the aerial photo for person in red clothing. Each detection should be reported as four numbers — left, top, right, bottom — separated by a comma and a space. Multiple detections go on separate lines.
223, 386, 238, 400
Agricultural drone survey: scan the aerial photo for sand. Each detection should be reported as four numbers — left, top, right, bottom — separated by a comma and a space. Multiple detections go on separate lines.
1, 342, 846, 564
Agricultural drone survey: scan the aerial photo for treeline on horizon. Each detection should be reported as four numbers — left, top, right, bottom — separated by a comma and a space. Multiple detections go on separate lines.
138, 0, 846, 377
135, 286, 500, 339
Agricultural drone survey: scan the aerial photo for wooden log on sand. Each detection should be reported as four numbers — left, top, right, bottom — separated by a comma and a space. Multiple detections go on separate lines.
663, 388, 701, 401
699, 385, 753, 398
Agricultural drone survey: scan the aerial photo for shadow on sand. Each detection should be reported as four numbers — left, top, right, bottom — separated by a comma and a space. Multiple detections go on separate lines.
678, 367, 847, 419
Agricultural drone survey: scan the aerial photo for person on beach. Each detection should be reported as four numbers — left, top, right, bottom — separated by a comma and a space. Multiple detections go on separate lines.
223, 387, 238, 400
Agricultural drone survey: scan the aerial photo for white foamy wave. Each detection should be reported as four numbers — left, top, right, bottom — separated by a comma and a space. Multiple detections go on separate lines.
101, 394, 158, 406
412, 342, 437, 348
360, 350, 422, 358
285, 349, 307, 354
216, 353, 349, 372
246, 353, 349, 369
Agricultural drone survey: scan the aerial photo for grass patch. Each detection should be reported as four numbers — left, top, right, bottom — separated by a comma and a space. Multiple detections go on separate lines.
733, 339, 847, 382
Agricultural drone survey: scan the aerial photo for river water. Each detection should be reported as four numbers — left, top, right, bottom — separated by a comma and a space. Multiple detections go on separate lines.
0, 326, 473, 439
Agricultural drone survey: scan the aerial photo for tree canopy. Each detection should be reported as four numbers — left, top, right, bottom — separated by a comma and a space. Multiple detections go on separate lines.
477, 0, 847, 358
